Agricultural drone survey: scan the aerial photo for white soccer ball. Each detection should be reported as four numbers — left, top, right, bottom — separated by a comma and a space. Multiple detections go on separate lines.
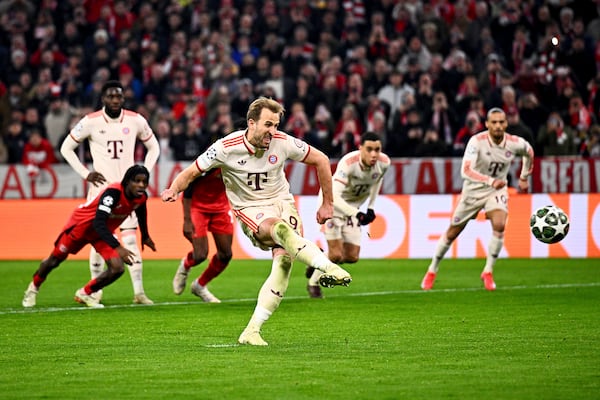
530, 205, 570, 244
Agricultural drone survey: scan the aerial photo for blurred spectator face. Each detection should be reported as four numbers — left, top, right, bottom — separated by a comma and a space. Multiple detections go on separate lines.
19, 72, 32, 89
408, 36, 422, 52
29, 131, 43, 147
25, 108, 40, 124
11, 49, 27, 68
569, 96, 582, 110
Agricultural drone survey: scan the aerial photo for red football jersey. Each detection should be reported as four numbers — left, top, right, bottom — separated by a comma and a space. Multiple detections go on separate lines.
186, 169, 230, 213
63, 182, 148, 237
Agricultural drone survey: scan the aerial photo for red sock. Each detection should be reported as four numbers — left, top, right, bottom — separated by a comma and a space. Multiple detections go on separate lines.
84, 279, 99, 294
184, 251, 195, 269
33, 274, 45, 288
198, 255, 228, 286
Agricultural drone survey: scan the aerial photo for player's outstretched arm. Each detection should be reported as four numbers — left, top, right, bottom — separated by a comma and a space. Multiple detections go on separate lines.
161, 163, 202, 202
302, 147, 334, 223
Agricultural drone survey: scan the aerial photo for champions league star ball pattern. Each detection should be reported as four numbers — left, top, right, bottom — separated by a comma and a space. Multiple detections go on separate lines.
530, 205, 570, 244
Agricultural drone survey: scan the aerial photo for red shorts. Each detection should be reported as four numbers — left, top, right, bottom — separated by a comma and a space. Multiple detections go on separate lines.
191, 209, 234, 238
52, 224, 119, 260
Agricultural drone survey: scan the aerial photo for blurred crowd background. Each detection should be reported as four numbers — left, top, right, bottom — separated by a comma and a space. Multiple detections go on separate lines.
1, 0, 600, 175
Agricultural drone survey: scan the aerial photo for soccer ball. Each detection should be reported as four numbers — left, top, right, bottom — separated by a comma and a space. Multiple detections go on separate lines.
530, 205, 570, 244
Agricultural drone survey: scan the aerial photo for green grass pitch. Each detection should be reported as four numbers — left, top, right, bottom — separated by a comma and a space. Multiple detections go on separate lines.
1, 258, 599, 399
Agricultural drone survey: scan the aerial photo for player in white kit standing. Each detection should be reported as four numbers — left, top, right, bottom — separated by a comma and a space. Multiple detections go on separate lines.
306, 132, 390, 298
60, 80, 160, 304
421, 107, 534, 291
162, 97, 352, 346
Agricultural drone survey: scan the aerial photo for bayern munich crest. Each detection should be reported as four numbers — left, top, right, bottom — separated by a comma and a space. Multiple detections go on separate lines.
268, 155, 278, 164
123, 127, 130, 135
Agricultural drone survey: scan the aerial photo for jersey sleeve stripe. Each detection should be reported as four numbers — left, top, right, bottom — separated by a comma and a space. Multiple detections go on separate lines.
463, 160, 489, 183
300, 145, 311, 162
69, 133, 81, 143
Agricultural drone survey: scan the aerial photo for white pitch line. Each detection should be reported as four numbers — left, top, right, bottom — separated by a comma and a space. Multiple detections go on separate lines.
2, 282, 599, 316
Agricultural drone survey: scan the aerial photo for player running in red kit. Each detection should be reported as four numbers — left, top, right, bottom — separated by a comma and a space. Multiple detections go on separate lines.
172, 168, 233, 303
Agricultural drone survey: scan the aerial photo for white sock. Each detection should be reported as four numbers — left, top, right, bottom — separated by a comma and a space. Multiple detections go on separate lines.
121, 230, 144, 294
428, 234, 451, 273
89, 247, 104, 279
271, 222, 332, 271
483, 233, 504, 273
247, 254, 292, 330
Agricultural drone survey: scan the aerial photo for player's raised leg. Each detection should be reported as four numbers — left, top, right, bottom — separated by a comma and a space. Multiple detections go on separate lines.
270, 221, 352, 287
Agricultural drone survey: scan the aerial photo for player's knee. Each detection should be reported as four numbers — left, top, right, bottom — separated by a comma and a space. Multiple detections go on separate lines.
271, 220, 294, 243
278, 254, 292, 271
106, 259, 125, 275
192, 249, 208, 264
218, 250, 233, 263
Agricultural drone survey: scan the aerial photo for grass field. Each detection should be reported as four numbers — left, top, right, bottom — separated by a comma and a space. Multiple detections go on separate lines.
1, 258, 599, 399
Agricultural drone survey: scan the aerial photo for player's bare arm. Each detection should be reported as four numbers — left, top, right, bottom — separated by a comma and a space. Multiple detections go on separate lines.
302, 146, 334, 223
161, 163, 202, 202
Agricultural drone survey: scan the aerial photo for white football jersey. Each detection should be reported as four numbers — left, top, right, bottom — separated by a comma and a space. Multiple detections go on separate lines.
461, 131, 534, 195
68, 108, 156, 198
195, 130, 310, 210
325, 150, 391, 217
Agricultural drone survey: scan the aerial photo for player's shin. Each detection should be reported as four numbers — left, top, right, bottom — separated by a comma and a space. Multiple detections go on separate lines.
248, 254, 292, 330
121, 230, 144, 294
89, 247, 104, 278
483, 232, 504, 273
428, 234, 451, 273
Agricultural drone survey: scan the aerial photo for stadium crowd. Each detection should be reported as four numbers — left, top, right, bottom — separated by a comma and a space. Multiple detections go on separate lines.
1, 0, 600, 174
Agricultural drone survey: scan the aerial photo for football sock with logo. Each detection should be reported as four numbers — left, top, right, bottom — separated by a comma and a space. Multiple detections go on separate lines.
428, 234, 451, 273
271, 221, 332, 271
245, 254, 292, 331
255, 253, 292, 315
89, 247, 104, 279
483, 233, 504, 273
121, 230, 145, 294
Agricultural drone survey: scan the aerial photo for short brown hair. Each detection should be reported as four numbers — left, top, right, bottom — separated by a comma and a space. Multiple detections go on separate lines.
247, 97, 285, 122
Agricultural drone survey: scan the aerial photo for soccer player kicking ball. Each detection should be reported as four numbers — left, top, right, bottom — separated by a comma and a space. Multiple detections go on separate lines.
421, 107, 534, 291
306, 132, 390, 298
22, 165, 156, 308
162, 97, 352, 346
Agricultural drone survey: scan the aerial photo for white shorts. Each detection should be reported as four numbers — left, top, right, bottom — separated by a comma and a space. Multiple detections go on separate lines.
323, 215, 362, 246
451, 187, 509, 226
233, 200, 303, 251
